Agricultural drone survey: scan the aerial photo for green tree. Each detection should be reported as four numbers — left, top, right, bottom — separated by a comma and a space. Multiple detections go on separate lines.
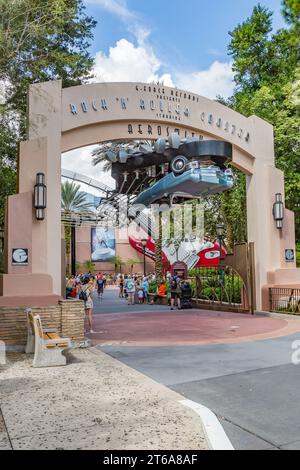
75, 261, 82, 273
227, 0, 300, 242
61, 181, 93, 214
155, 212, 163, 280
0, 165, 17, 228
61, 180, 93, 274
111, 255, 124, 273
202, 167, 247, 252
0, 0, 96, 227
282, 0, 300, 25
126, 258, 140, 274
84, 260, 95, 274
228, 5, 273, 92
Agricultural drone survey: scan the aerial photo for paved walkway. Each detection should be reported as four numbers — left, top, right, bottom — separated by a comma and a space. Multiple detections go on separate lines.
91, 287, 300, 450
87, 287, 300, 346
3, 287, 300, 450
0, 349, 207, 450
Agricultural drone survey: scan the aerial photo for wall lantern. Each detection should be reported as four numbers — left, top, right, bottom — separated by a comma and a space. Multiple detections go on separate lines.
173, 239, 181, 262
272, 193, 284, 229
34, 173, 47, 220
216, 223, 225, 239
216, 223, 225, 261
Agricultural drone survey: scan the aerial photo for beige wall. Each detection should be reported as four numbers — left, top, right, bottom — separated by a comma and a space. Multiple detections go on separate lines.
75, 225, 154, 274
0, 300, 84, 348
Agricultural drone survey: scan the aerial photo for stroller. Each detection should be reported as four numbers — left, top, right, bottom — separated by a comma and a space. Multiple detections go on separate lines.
180, 282, 193, 309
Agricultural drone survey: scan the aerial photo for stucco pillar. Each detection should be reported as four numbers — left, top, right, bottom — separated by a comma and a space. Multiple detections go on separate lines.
247, 165, 284, 309
24, 80, 63, 295
0, 80, 63, 304
246, 117, 300, 309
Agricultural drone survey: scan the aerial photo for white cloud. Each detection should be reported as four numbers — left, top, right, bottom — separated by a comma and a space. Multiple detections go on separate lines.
62, 146, 116, 195
92, 38, 174, 86
176, 61, 235, 100
92, 38, 233, 99
84, 0, 234, 99
85, 0, 234, 98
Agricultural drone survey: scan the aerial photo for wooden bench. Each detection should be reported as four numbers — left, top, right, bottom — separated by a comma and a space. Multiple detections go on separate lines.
25, 309, 72, 368
148, 293, 170, 306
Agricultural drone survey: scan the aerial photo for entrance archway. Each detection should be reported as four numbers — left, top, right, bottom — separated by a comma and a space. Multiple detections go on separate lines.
1, 80, 300, 310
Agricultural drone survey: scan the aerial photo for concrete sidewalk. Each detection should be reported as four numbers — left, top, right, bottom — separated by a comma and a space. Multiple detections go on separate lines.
0, 348, 208, 450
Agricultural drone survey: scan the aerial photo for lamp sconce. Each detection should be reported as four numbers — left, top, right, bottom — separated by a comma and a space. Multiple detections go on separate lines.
34, 173, 47, 220
272, 193, 284, 229
174, 239, 181, 250
216, 223, 225, 239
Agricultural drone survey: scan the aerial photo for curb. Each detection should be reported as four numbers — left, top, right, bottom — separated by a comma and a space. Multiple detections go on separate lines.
180, 399, 234, 450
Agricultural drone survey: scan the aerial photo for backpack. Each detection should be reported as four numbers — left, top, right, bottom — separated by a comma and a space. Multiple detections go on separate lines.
79, 287, 88, 301
126, 279, 134, 290
170, 278, 177, 290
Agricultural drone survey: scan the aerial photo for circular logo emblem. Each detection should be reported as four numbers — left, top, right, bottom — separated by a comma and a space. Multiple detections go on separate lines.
285, 249, 294, 262
12, 249, 28, 264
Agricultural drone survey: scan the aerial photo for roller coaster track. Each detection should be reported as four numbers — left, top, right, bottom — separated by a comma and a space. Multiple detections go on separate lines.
61, 167, 205, 268
61, 168, 114, 197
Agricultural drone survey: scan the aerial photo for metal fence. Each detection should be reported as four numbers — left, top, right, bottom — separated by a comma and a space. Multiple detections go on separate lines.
190, 266, 249, 312
269, 287, 300, 314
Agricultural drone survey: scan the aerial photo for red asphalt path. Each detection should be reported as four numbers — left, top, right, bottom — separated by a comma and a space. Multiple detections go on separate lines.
87, 310, 300, 347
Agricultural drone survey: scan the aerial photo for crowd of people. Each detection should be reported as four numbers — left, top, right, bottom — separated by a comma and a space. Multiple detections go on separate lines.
116, 272, 193, 309
117, 273, 150, 305
65, 271, 193, 334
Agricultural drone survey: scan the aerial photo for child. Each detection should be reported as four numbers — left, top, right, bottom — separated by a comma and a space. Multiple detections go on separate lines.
138, 285, 144, 304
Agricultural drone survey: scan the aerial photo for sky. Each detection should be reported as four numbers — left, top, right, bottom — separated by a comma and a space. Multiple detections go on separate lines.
62, 0, 286, 190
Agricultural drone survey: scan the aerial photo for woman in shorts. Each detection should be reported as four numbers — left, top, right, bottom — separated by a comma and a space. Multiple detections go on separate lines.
81, 278, 95, 333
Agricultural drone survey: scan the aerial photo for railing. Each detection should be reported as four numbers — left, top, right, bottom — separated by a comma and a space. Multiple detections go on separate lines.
190, 266, 249, 311
269, 287, 300, 314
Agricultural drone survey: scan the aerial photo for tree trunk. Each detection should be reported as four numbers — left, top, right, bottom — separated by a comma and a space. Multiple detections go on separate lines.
155, 212, 163, 280
64, 224, 72, 276
221, 192, 234, 254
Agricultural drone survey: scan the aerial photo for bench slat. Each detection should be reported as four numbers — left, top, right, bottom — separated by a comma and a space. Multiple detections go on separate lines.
44, 332, 70, 348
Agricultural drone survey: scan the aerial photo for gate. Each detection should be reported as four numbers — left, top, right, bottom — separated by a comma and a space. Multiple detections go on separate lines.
191, 243, 256, 314
269, 287, 300, 314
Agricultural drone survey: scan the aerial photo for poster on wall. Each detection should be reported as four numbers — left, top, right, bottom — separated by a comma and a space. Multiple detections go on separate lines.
91, 226, 116, 262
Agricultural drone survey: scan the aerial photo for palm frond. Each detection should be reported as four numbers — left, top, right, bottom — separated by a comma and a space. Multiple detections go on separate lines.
61, 180, 94, 213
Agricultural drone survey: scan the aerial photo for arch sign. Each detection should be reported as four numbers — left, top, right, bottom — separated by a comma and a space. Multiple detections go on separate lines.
1, 80, 299, 310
